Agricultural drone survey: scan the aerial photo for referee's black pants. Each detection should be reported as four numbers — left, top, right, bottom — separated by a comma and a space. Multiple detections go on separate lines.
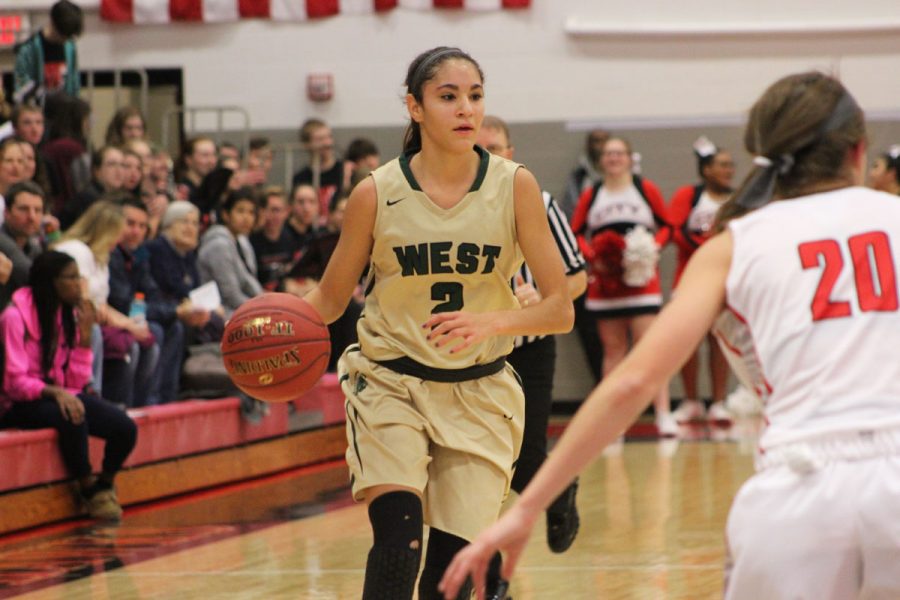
508, 335, 556, 494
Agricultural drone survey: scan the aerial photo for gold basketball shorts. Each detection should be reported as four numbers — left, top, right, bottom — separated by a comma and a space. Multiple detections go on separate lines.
339, 345, 525, 541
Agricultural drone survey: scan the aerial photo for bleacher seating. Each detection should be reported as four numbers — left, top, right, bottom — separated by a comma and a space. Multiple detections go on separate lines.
0, 374, 347, 532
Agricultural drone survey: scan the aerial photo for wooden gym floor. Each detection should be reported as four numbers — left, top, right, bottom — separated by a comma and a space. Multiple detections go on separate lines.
0, 418, 761, 599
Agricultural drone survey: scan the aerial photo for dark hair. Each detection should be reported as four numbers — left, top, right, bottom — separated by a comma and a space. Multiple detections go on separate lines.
29, 251, 78, 379
175, 136, 215, 182
43, 92, 90, 144
91, 145, 121, 171
102, 189, 145, 213
50, 0, 84, 38
403, 47, 484, 153
878, 149, 900, 185
717, 72, 866, 229
586, 129, 610, 164
696, 149, 729, 180
249, 137, 270, 152
104, 106, 145, 146
6, 180, 46, 209
346, 138, 379, 163
222, 187, 258, 212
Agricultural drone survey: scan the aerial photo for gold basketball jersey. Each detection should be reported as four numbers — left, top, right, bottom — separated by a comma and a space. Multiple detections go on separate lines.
357, 146, 524, 369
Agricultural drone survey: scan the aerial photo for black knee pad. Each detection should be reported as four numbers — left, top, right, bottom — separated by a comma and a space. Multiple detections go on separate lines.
418, 528, 471, 600
363, 491, 423, 600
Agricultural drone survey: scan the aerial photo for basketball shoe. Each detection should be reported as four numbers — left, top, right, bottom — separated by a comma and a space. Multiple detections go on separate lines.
546, 478, 580, 553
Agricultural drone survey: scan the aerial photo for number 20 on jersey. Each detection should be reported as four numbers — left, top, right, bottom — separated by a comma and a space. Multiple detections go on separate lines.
798, 230, 898, 321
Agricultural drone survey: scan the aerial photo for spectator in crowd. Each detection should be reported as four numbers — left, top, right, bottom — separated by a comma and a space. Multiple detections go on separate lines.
17, 138, 52, 197
345, 137, 380, 171
562, 128, 609, 220
250, 186, 295, 291
292, 118, 344, 218
146, 201, 220, 344
571, 136, 676, 436
343, 137, 380, 191
121, 147, 144, 195
104, 106, 147, 147
0, 182, 47, 305
175, 136, 217, 205
96, 193, 159, 409
198, 187, 262, 317
0, 138, 27, 218
125, 139, 154, 187
869, 146, 900, 195
14, 0, 83, 105
11, 103, 45, 147
286, 182, 320, 251
59, 146, 124, 230
0, 250, 137, 520
218, 141, 240, 164
41, 92, 91, 216
149, 144, 176, 197
245, 137, 273, 187
141, 187, 171, 241
55, 201, 148, 396
290, 193, 359, 371
108, 195, 194, 406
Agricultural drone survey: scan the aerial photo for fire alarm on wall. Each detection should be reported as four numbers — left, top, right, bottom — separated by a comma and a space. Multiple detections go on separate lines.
307, 73, 333, 102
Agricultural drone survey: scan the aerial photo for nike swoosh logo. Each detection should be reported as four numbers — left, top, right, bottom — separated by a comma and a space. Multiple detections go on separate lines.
386, 197, 406, 206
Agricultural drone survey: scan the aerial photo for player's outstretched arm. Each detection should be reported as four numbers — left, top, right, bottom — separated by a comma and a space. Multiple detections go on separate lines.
424, 169, 574, 354
304, 178, 376, 325
439, 231, 733, 600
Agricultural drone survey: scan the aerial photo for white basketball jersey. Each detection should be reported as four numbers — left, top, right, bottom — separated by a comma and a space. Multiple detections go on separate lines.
715, 186, 900, 450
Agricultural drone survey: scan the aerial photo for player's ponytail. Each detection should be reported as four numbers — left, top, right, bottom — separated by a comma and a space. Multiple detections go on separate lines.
715, 72, 866, 229
403, 46, 484, 154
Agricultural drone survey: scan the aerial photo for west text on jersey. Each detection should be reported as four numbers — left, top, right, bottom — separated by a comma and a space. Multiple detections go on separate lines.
392, 242, 501, 276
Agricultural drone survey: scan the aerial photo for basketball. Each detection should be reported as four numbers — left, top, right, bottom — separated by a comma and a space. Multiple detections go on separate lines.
221, 293, 331, 403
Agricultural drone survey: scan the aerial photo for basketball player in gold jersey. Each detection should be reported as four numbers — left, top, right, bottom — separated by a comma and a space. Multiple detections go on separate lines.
303, 47, 573, 600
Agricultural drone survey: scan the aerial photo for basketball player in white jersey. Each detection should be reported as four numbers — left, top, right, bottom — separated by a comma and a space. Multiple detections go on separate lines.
304, 47, 573, 600
441, 72, 900, 600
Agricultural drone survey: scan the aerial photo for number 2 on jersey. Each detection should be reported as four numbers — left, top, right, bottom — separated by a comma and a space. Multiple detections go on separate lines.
431, 282, 464, 313
798, 231, 898, 321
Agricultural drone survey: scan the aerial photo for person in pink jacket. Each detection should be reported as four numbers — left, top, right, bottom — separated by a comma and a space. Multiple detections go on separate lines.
0, 250, 136, 520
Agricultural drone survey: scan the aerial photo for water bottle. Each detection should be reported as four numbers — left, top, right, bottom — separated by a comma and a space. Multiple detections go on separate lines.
129, 292, 147, 325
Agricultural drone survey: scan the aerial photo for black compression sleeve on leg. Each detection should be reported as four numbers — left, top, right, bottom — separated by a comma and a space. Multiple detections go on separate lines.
418, 528, 473, 600
362, 491, 423, 600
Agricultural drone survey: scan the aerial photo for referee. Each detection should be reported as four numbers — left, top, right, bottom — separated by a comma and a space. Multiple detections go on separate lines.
478, 116, 588, 591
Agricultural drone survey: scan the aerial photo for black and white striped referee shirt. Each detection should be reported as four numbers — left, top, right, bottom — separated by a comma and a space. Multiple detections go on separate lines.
513, 191, 586, 348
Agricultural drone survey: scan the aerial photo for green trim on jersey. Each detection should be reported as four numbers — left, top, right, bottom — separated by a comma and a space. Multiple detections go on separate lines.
398, 145, 490, 193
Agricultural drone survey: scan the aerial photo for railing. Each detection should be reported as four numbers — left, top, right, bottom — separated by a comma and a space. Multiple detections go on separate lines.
161, 105, 251, 156
83, 67, 150, 116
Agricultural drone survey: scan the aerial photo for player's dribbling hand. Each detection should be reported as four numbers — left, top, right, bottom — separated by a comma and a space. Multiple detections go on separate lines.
423, 311, 497, 354
438, 503, 537, 600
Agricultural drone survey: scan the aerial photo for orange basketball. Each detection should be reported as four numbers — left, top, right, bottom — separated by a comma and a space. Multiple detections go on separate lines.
221, 293, 330, 403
